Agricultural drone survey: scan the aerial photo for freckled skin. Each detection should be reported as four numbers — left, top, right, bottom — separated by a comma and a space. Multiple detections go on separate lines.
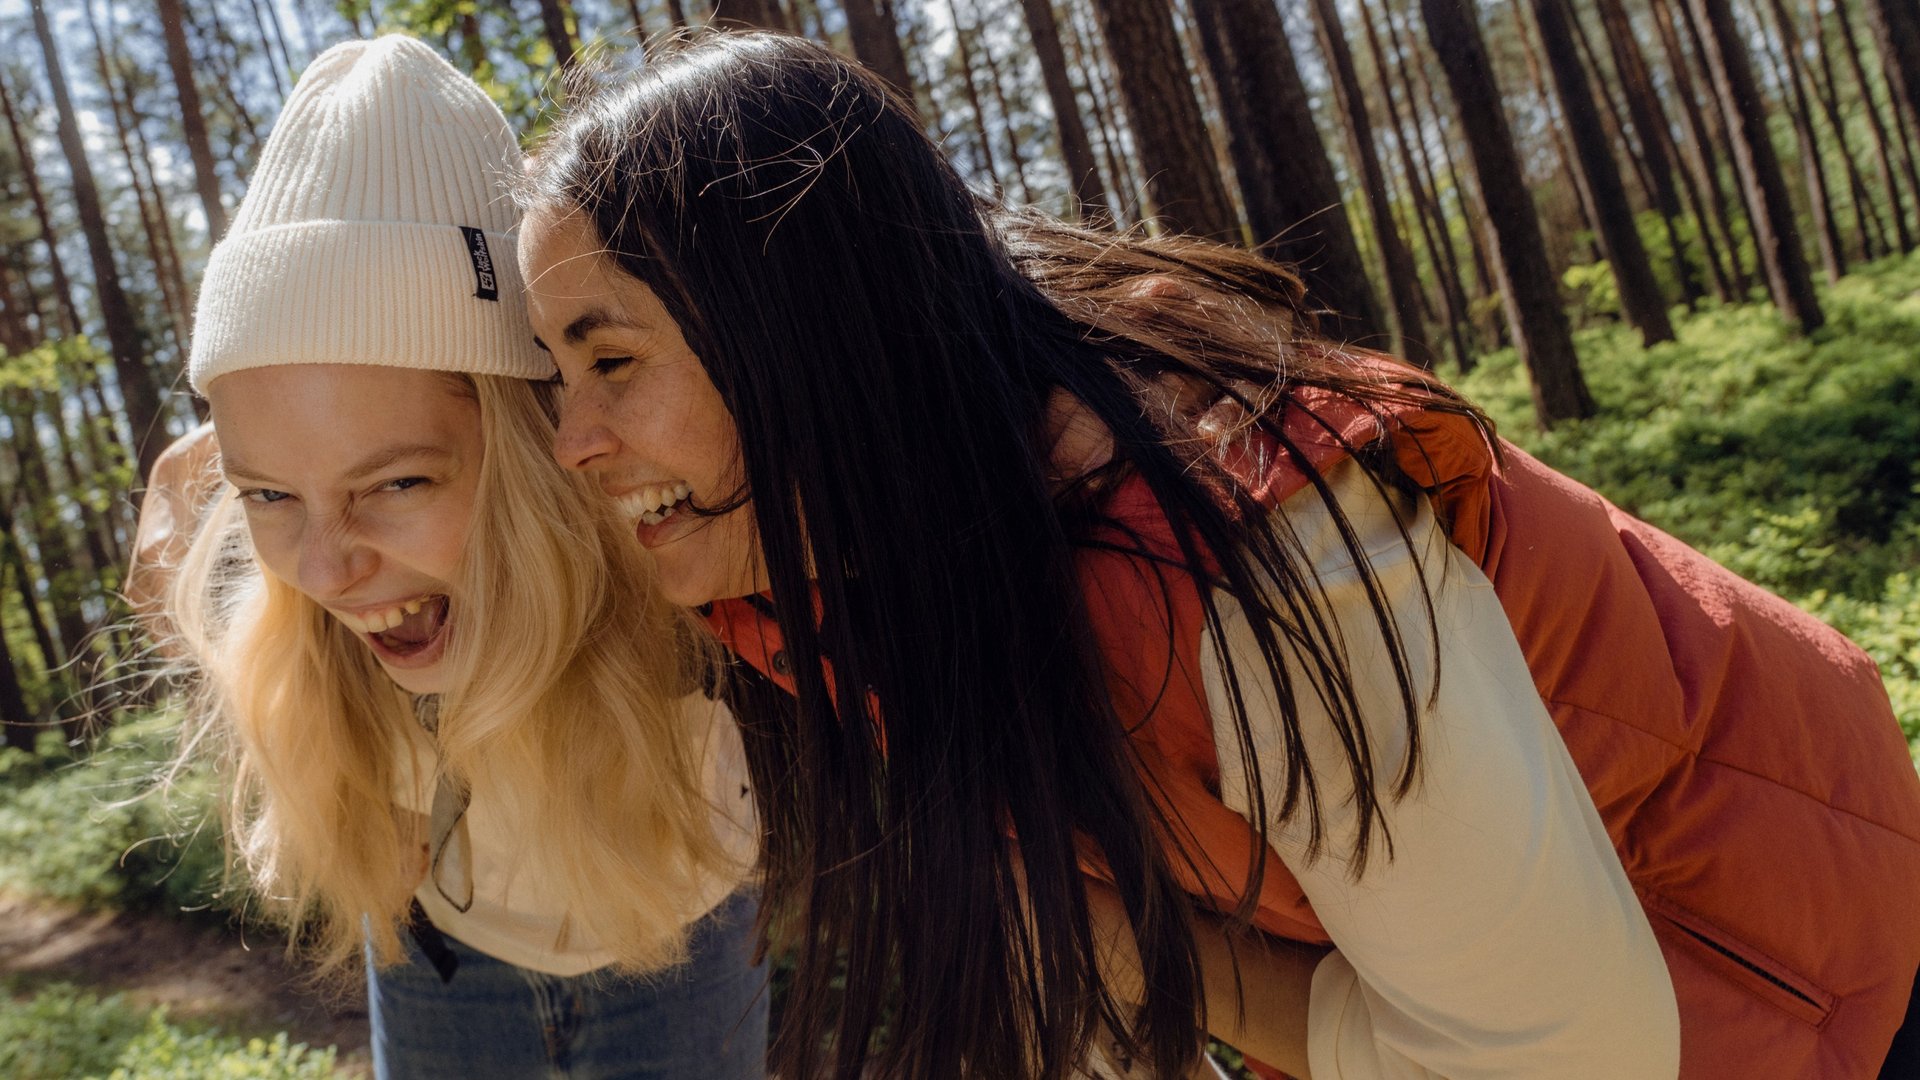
520, 210, 766, 608
207, 364, 482, 694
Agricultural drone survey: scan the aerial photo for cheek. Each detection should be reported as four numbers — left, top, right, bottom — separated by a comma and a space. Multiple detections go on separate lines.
240, 513, 303, 590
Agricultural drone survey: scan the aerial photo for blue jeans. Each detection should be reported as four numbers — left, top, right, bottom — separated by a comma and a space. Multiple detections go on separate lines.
367, 891, 767, 1079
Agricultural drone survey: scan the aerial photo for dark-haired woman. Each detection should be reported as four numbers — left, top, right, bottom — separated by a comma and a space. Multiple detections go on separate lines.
517, 32, 1920, 1080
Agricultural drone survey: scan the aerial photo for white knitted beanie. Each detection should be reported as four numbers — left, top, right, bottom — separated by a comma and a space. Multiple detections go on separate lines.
189, 36, 553, 391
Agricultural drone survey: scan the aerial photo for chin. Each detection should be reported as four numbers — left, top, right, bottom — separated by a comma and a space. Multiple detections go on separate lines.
379, 662, 451, 696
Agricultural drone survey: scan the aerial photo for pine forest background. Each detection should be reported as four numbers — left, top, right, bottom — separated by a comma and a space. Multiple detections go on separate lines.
0, 0, 1918, 1074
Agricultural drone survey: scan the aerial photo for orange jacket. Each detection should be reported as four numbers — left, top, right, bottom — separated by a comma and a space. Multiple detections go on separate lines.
707, 394, 1920, 1077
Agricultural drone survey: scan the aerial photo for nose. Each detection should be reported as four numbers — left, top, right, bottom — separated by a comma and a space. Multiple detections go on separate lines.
552, 395, 621, 472
296, 517, 377, 604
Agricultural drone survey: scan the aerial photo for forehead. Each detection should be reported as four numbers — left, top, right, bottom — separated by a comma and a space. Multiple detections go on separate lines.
521, 209, 617, 300
208, 364, 480, 470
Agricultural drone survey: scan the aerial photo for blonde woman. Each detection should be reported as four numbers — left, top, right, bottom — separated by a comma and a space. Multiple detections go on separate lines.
139, 38, 765, 1079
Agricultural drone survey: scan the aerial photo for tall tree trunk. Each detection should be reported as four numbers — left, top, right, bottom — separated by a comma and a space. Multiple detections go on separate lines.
1304, 0, 1425, 361
1756, 0, 1845, 284
155, 0, 227, 241
30, 0, 171, 481
1421, 0, 1594, 425
1019, 0, 1107, 216
1082, 0, 1239, 238
1533, 0, 1674, 344
711, 0, 787, 30
0, 74, 83, 337
1648, 0, 1746, 297
945, 0, 1005, 190
86, 0, 188, 364
1565, 1, 1655, 207
841, 0, 918, 103
1187, 0, 1387, 344
0, 577, 37, 749
664, 0, 690, 30
1840, 0, 1920, 249
1064, 0, 1142, 224
537, 0, 578, 68
1689, 0, 1824, 330
243, 0, 286, 97
1593, 0, 1700, 302
1362, 2, 1472, 367
1804, 4, 1886, 260
1513, 0, 1600, 252
1394, 2, 1495, 312
971, 8, 1035, 204
1863, 0, 1920, 155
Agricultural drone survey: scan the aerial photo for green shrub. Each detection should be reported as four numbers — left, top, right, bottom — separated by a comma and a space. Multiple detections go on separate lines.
1456, 251, 1920, 747
0, 981, 342, 1080
0, 712, 226, 914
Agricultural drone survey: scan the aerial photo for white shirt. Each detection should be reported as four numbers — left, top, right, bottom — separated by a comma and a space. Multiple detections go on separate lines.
392, 692, 755, 976
1204, 459, 1679, 1078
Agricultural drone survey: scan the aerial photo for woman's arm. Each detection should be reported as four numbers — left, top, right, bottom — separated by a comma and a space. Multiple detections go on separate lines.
1200, 459, 1678, 1079
1084, 876, 1324, 1077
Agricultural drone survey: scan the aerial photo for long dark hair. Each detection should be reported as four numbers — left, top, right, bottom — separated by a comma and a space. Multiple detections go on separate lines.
525, 31, 1486, 1078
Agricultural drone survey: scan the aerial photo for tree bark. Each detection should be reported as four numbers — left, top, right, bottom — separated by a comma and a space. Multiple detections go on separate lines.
945, 0, 1005, 191
1648, 0, 1746, 297
1064, 0, 1143, 224
1304, 0, 1425, 361
841, 0, 918, 104
971, 7, 1035, 203
0, 74, 84, 338
1593, 0, 1700, 302
1755, 0, 1844, 284
1513, 0, 1599, 253
30, 0, 171, 481
1082, 0, 1239, 238
1362, 2, 1472, 367
1863, 0, 1920, 158
1688, 0, 1824, 330
537, 0, 578, 68
1420, 0, 1593, 424
1531, 0, 1674, 344
1019, 0, 1107, 216
1805, 2, 1887, 259
1187, 0, 1387, 344
155, 0, 227, 241
1841, 0, 1920, 249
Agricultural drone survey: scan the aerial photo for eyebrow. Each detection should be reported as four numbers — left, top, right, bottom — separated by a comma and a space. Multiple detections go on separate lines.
222, 443, 455, 486
531, 308, 645, 353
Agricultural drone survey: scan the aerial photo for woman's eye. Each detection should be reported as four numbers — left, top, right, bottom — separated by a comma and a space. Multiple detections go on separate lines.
381, 477, 430, 494
240, 488, 292, 505
592, 356, 636, 380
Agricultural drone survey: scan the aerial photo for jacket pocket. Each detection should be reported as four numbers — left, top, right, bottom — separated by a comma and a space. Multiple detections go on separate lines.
1644, 893, 1836, 1029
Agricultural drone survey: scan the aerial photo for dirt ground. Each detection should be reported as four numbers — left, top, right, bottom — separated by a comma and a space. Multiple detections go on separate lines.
0, 892, 372, 1077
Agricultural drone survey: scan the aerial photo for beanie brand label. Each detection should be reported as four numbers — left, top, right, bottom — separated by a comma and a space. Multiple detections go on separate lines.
459, 227, 498, 301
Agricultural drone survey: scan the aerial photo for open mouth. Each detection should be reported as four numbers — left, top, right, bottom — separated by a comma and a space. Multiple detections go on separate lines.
617, 481, 692, 526
338, 595, 451, 660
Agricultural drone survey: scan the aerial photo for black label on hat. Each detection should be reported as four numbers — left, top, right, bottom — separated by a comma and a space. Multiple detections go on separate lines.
459, 227, 499, 301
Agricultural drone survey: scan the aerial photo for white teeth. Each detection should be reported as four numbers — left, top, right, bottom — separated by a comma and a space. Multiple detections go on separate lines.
336, 596, 434, 636
616, 482, 691, 523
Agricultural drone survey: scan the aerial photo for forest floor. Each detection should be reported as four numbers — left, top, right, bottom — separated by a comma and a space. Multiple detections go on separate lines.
0, 890, 371, 1077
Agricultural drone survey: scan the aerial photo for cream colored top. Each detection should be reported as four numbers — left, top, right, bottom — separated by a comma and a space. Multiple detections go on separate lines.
391, 692, 756, 976
1204, 459, 1679, 1078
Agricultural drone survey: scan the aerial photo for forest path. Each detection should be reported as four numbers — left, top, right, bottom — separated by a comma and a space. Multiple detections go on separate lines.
0, 891, 372, 1076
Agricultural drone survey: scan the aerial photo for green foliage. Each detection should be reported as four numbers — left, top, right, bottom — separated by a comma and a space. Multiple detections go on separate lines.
0, 980, 342, 1080
0, 712, 225, 913
1459, 251, 1920, 746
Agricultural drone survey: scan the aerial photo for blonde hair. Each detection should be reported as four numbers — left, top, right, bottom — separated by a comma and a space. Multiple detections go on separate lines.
167, 373, 741, 976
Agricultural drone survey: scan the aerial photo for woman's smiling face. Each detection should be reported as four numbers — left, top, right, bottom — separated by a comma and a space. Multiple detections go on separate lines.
207, 364, 481, 694
519, 208, 767, 608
